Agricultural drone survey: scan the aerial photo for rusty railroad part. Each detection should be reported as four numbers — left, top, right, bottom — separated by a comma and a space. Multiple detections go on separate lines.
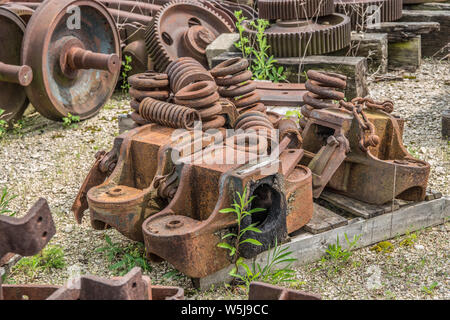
0, 6, 33, 122
20, 0, 121, 121
301, 97, 430, 204
145, 0, 234, 72
255, 81, 307, 107
166, 57, 214, 94
0, 198, 55, 300
242, 12, 351, 57
211, 58, 265, 114
302, 70, 347, 127
72, 121, 313, 277
258, 0, 335, 20
174, 80, 226, 130
334, 0, 403, 30
249, 282, 321, 300
2, 267, 184, 300
0, 198, 55, 262
139, 97, 202, 130
141, 128, 312, 278
1, 2, 34, 24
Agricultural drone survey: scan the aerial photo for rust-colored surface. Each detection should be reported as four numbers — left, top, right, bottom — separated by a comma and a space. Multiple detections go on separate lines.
145, 0, 234, 72
255, 81, 307, 107
1, 267, 184, 300
249, 282, 321, 300
0, 6, 31, 122
0, 198, 55, 260
21, 0, 121, 121
211, 58, 265, 114
302, 107, 430, 204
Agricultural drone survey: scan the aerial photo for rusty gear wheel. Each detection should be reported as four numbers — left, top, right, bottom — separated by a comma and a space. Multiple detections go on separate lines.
257, 0, 335, 20
242, 13, 351, 57
1, 3, 34, 25
0, 7, 31, 122
334, 0, 402, 28
145, 0, 234, 73
21, 0, 121, 121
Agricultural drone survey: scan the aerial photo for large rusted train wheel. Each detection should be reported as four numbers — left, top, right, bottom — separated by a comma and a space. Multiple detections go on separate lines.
22, 0, 121, 121
0, 7, 32, 122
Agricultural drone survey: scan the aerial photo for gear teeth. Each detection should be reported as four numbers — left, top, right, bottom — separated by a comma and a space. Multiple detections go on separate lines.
145, 0, 234, 73
243, 13, 351, 57
258, 0, 335, 20
334, 0, 402, 28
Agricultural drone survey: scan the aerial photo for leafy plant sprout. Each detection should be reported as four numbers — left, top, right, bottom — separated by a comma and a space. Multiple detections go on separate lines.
234, 11, 287, 83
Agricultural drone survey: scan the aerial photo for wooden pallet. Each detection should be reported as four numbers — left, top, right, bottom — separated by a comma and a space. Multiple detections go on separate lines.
198, 193, 449, 290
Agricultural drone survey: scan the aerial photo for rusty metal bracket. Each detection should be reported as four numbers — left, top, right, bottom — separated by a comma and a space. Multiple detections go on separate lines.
249, 282, 321, 300
0, 198, 55, 259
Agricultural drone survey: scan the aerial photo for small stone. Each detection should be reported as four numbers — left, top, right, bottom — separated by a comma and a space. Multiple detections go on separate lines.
414, 245, 425, 250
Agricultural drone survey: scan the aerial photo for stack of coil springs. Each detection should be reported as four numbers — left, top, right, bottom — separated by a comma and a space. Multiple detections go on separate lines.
228, 111, 277, 155
128, 72, 170, 125
166, 57, 214, 94
301, 70, 347, 127
210, 58, 265, 114
174, 80, 226, 130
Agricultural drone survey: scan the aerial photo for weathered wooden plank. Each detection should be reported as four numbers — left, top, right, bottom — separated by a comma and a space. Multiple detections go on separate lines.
366, 22, 440, 41
319, 190, 399, 219
400, 10, 450, 57
329, 33, 388, 74
388, 36, 422, 71
198, 197, 449, 290
404, 2, 450, 11
304, 203, 348, 234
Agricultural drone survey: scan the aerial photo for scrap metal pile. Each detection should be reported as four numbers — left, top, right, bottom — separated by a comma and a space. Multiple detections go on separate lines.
0, 0, 433, 289
0, 199, 184, 300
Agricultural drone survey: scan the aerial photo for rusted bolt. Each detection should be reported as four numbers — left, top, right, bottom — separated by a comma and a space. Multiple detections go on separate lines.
0, 62, 33, 86
107, 187, 124, 197
166, 220, 184, 229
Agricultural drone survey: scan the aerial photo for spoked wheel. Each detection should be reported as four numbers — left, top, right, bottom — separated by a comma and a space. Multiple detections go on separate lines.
22, 0, 121, 121
0, 7, 32, 122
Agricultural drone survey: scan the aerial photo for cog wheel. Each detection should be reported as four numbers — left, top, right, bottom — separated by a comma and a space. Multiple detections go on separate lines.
145, 0, 234, 73
242, 13, 351, 57
334, 0, 402, 28
257, 0, 335, 20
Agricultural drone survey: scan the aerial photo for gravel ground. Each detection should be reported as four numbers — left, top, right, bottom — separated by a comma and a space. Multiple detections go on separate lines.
0, 59, 448, 300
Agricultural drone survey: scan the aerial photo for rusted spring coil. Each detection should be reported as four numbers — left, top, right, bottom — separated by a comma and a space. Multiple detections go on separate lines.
302, 70, 347, 120
174, 81, 226, 130
233, 111, 276, 153
128, 72, 170, 115
138, 97, 201, 130
210, 58, 265, 114
166, 57, 214, 94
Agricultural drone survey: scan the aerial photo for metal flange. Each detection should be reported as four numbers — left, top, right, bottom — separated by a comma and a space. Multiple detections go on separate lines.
242, 13, 352, 57
0, 7, 32, 122
21, 0, 121, 121
145, 0, 234, 72
257, 0, 335, 20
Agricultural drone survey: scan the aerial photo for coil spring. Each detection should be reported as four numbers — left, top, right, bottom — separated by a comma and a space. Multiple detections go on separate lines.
302, 70, 347, 119
210, 58, 265, 114
166, 57, 214, 94
174, 80, 226, 130
139, 97, 201, 130
128, 71, 170, 103
229, 111, 277, 154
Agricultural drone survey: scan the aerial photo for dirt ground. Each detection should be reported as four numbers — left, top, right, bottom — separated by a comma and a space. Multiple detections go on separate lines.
0, 59, 448, 300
